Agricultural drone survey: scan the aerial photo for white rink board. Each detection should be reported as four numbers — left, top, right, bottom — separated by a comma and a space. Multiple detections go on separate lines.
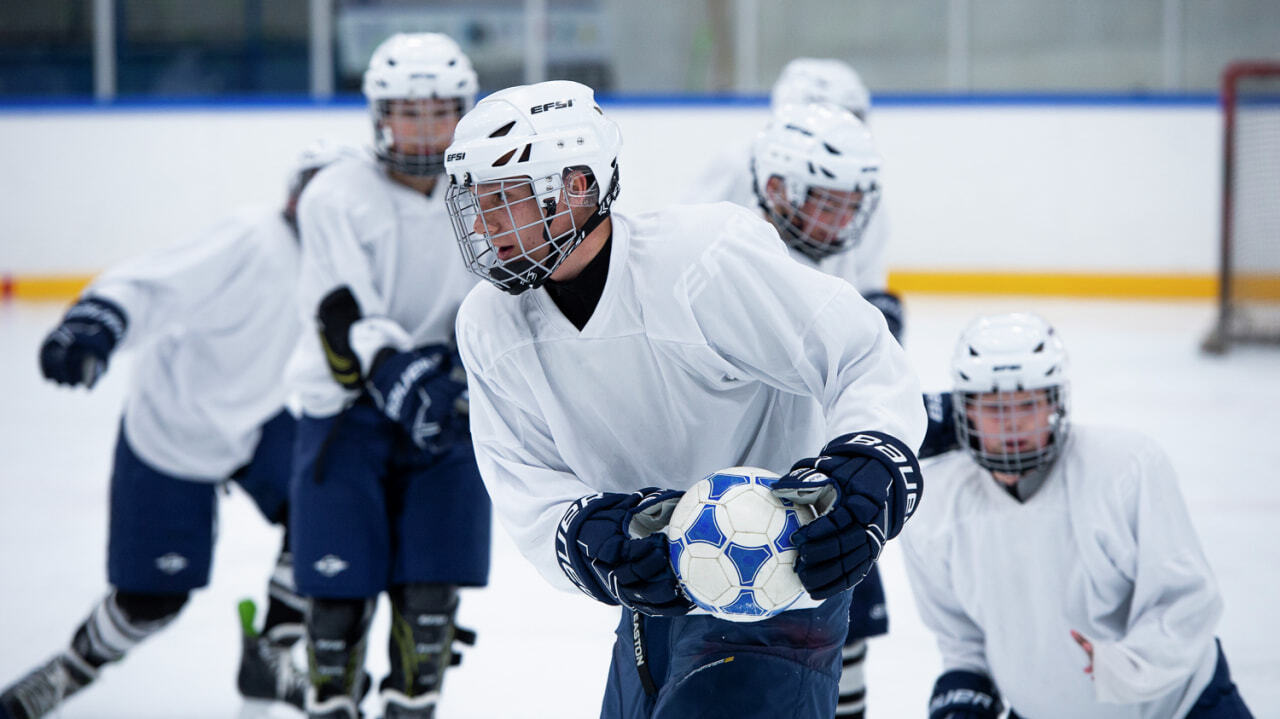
0, 101, 1220, 276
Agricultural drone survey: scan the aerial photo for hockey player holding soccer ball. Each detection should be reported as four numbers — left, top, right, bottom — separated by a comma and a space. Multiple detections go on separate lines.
286, 33, 490, 719
0, 140, 351, 719
444, 79, 925, 718
903, 313, 1253, 719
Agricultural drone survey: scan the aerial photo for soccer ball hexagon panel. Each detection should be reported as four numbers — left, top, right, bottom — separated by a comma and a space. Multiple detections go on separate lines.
665, 467, 812, 622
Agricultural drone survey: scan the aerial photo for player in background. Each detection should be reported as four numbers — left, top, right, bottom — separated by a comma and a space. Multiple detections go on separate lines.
902, 313, 1253, 719
0, 141, 350, 719
748, 100, 892, 719
287, 32, 490, 719
688, 57, 902, 350
443, 79, 925, 718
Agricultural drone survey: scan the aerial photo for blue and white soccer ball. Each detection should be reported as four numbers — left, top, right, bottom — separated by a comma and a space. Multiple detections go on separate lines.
665, 467, 813, 622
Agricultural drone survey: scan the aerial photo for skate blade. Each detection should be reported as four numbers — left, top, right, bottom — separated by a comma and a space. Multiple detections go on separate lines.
236, 698, 306, 719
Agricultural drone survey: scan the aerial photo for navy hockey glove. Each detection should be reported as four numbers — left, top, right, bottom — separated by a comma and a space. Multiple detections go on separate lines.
771, 431, 922, 599
556, 489, 695, 616
920, 392, 960, 459
365, 344, 468, 454
929, 670, 1002, 719
39, 297, 127, 388
863, 290, 904, 344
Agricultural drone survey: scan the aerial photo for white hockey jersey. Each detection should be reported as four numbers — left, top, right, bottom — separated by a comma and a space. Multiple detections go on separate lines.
289, 154, 479, 417
901, 426, 1222, 719
456, 202, 925, 595
85, 206, 301, 481
686, 139, 890, 294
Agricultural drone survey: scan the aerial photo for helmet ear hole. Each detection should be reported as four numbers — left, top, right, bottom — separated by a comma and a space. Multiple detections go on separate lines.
763, 175, 788, 206
563, 166, 600, 208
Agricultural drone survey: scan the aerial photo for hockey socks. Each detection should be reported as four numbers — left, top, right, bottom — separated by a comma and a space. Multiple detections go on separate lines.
72, 590, 186, 669
0, 590, 183, 719
835, 639, 868, 718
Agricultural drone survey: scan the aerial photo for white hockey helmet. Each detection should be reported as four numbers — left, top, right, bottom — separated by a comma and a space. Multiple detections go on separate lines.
751, 102, 882, 261
443, 80, 622, 295
951, 313, 1070, 475
771, 58, 871, 120
362, 32, 478, 177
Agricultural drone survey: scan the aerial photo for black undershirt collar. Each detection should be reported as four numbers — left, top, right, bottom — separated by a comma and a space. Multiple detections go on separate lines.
544, 234, 612, 331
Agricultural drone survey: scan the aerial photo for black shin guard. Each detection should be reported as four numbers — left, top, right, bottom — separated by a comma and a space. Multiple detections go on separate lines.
306, 597, 374, 704
383, 584, 475, 704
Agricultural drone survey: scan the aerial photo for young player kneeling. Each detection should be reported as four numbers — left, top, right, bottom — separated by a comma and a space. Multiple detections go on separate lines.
903, 313, 1253, 719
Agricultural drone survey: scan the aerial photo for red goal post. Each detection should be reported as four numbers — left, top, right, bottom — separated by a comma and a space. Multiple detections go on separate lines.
1203, 60, 1280, 354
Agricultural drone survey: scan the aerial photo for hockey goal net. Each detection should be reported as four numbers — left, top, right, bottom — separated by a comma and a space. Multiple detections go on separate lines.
1203, 61, 1280, 353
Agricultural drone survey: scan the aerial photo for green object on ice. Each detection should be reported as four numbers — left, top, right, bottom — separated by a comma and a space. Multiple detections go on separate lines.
238, 598, 259, 638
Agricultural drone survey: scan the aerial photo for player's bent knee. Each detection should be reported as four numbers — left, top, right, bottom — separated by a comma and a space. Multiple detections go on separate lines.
113, 589, 190, 624
654, 652, 838, 719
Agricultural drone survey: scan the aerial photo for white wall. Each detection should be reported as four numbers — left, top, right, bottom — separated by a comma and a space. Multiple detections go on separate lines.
0, 102, 1221, 275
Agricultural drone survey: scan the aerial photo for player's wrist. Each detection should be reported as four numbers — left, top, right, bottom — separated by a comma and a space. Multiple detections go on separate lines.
555, 490, 692, 614
555, 493, 625, 606
65, 296, 129, 355
817, 430, 922, 538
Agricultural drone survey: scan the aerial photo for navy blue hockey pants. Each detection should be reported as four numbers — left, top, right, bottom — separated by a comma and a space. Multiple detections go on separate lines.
600, 590, 852, 719
107, 410, 295, 594
290, 398, 491, 597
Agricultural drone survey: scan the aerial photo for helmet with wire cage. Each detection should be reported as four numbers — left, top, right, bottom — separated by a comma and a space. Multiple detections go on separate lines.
751, 102, 881, 261
951, 313, 1071, 475
362, 33, 477, 177
443, 80, 622, 295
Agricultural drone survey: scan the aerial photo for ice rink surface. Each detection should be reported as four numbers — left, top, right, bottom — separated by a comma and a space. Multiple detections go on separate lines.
1, 295, 1276, 718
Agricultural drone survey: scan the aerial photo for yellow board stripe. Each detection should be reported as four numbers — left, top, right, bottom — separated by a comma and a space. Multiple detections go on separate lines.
5, 271, 1277, 301
2, 274, 93, 302
887, 271, 1219, 299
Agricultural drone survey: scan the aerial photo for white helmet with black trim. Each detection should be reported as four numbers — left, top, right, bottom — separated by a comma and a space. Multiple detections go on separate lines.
951, 313, 1070, 475
751, 102, 881, 261
362, 32, 477, 177
443, 80, 622, 295
771, 58, 871, 120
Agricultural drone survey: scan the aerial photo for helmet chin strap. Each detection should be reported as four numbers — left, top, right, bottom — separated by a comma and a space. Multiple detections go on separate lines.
494, 166, 621, 296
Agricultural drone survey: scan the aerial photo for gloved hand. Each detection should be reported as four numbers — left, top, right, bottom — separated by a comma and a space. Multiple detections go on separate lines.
315, 286, 469, 453
364, 344, 467, 454
771, 431, 922, 599
555, 488, 694, 616
39, 297, 128, 388
929, 670, 1003, 719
